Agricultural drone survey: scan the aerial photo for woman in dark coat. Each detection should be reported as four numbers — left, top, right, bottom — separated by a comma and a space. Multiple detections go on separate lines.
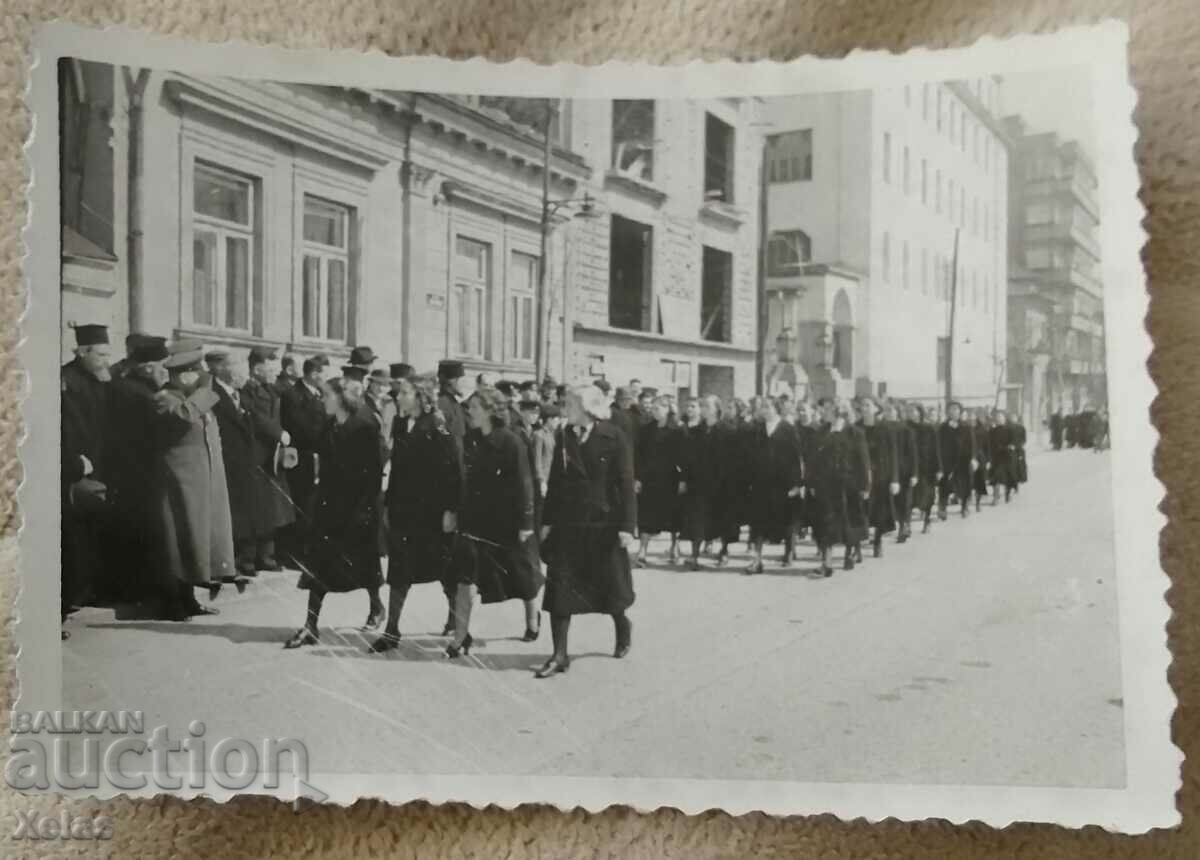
968, 409, 991, 511
987, 409, 1020, 503
842, 401, 872, 567
808, 398, 869, 576
858, 397, 899, 558
679, 398, 727, 570
908, 402, 943, 534
447, 386, 542, 658
368, 375, 463, 653
284, 378, 385, 648
634, 394, 683, 567
791, 402, 818, 543
745, 396, 804, 574
884, 400, 919, 544
1013, 418, 1029, 485
937, 402, 977, 519
536, 384, 637, 678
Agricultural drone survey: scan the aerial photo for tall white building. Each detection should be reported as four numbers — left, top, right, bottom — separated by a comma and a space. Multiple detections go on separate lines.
763, 79, 1009, 407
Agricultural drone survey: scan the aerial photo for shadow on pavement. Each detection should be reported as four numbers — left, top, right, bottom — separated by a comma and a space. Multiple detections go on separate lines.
85, 621, 299, 644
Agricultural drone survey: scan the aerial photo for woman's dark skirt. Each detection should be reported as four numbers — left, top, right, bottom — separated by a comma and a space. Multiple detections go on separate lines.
386, 528, 455, 593
809, 489, 868, 549
867, 481, 897, 533
972, 465, 989, 497
542, 525, 634, 616
637, 478, 680, 536
912, 476, 937, 513
457, 533, 544, 605
298, 536, 383, 594
749, 489, 794, 544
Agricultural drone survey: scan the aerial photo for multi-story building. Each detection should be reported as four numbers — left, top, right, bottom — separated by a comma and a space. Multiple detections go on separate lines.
58, 60, 588, 377
562, 98, 764, 401
763, 79, 1009, 408
1003, 116, 1105, 430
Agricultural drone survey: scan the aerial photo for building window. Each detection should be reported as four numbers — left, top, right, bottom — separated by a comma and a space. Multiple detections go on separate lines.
611, 99, 655, 182
921, 247, 928, 294
935, 170, 942, 213
949, 103, 956, 141
936, 87, 943, 131
661, 358, 692, 401
937, 336, 949, 383
508, 251, 538, 362
192, 162, 256, 331
904, 85, 911, 108
959, 186, 966, 225
902, 146, 910, 195
922, 83, 930, 121
767, 130, 813, 182
609, 214, 653, 332
961, 115, 968, 151
921, 158, 928, 204
902, 240, 910, 289
881, 231, 891, 282
700, 246, 733, 343
984, 136, 991, 170
882, 132, 892, 183
767, 230, 811, 276
703, 113, 735, 203
948, 179, 955, 222
450, 235, 491, 360
300, 196, 352, 342
972, 197, 979, 236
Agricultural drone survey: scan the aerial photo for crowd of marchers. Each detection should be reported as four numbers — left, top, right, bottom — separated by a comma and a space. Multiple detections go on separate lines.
61, 320, 1032, 679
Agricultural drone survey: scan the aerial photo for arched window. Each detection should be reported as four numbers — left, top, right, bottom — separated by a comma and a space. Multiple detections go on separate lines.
767, 230, 812, 276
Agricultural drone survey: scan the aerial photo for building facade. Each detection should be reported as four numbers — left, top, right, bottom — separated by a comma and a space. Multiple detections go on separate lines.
58, 61, 586, 378
562, 98, 764, 401
763, 79, 1009, 408
1003, 117, 1106, 431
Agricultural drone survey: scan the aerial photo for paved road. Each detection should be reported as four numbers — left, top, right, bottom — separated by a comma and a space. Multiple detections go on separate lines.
64, 447, 1124, 787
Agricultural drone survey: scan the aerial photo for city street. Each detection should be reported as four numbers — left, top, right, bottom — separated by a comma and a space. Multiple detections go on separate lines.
64, 447, 1124, 788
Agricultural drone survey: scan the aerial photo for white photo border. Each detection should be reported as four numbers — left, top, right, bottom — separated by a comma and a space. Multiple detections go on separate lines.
17, 19, 1179, 832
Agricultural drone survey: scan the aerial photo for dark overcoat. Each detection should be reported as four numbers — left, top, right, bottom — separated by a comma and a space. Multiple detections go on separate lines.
891, 418, 919, 522
792, 423, 817, 529
437, 388, 467, 443
937, 421, 976, 505
1013, 422, 1029, 483
152, 381, 236, 586
461, 425, 542, 604
747, 419, 804, 544
386, 411, 463, 591
211, 382, 267, 541
635, 420, 683, 535
679, 421, 735, 543
279, 379, 327, 526
298, 411, 383, 593
542, 421, 636, 617
911, 420, 942, 513
842, 424, 871, 544
241, 377, 295, 530
862, 421, 899, 532
988, 424, 1019, 489
61, 359, 111, 612
971, 422, 992, 496
807, 423, 866, 549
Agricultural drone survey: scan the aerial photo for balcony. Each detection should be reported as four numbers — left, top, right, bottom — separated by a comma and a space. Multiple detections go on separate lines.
1025, 172, 1100, 221
1024, 219, 1101, 260
1026, 264, 1102, 296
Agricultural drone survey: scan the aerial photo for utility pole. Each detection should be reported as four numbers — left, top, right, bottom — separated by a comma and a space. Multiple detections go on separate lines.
534, 99, 553, 385
945, 227, 960, 408
755, 134, 771, 396
123, 67, 150, 336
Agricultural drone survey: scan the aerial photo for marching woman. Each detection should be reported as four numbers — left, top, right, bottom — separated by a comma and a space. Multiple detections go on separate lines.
679, 395, 732, 570
537, 384, 636, 678
634, 394, 684, 567
937, 402, 977, 520
858, 397, 899, 558
885, 400, 919, 543
447, 386, 543, 658
988, 409, 1020, 504
807, 398, 866, 576
744, 396, 804, 574
1012, 414, 1029, 488
841, 400, 872, 568
284, 377, 385, 649
368, 375, 463, 653
967, 409, 992, 511
791, 401, 818, 544
908, 402, 943, 534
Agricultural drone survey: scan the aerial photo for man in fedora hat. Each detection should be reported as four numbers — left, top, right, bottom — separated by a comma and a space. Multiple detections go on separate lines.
437, 359, 469, 442
61, 323, 114, 636
242, 345, 295, 571
348, 345, 377, 373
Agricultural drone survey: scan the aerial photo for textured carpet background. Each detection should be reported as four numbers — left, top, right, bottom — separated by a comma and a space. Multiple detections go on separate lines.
1, 1, 1196, 857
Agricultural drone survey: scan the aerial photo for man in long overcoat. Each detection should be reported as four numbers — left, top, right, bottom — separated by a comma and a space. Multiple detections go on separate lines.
241, 345, 296, 570
437, 359, 469, 443
207, 351, 264, 578
152, 340, 233, 618
61, 323, 113, 634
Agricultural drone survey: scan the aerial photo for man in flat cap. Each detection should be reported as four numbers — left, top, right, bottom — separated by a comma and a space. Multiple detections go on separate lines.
61, 323, 113, 636
104, 335, 170, 604
242, 345, 295, 571
151, 339, 232, 617
437, 359, 469, 443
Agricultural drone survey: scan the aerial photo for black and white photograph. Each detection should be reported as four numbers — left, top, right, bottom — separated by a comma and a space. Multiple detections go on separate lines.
17, 21, 1177, 831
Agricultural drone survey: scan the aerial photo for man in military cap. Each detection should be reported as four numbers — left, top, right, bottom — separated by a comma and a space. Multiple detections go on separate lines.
105, 334, 170, 604
61, 323, 113, 636
437, 359, 469, 443
109, 332, 159, 381
242, 345, 295, 571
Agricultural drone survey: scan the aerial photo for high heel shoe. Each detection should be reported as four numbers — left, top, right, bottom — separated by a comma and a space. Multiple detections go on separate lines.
534, 656, 570, 678
613, 617, 632, 659
743, 560, 764, 575
633, 553, 647, 569
444, 634, 473, 659
440, 618, 455, 637
362, 607, 385, 631
284, 628, 319, 649
522, 621, 541, 643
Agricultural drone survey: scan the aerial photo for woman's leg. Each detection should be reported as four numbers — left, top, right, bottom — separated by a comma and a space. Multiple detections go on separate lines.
452, 583, 475, 647
382, 584, 409, 639
613, 610, 632, 658
551, 614, 570, 661
523, 598, 540, 633
366, 586, 384, 625
304, 589, 325, 635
